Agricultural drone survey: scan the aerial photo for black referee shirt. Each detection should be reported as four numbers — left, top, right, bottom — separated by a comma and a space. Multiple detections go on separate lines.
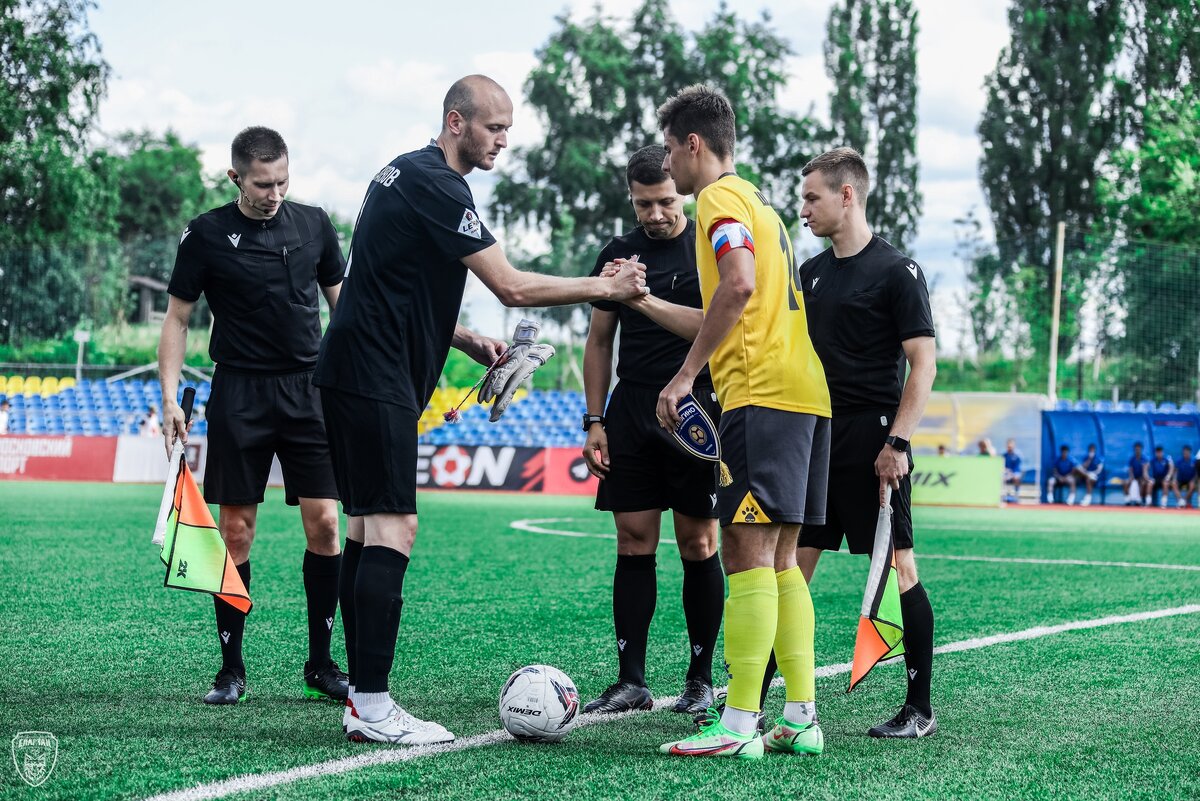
800, 235, 934, 415
168, 200, 345, 373
589, 220, 711, 389
314, 144, 497, 409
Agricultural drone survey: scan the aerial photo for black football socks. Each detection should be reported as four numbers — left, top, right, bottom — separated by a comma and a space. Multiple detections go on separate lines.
681, 553, 724, 684
353, 546, 408, 694
338, 539, 363, 684
613, 553, 657, 686
900, 583, 935, 716
303, 550, 342, 668
214, 560, 252, 674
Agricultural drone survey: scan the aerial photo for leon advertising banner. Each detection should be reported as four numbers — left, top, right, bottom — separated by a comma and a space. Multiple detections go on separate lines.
910, 455, 1002, 507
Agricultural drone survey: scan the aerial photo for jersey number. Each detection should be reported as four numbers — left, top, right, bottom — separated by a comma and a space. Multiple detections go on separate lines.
779, 223, 802, 310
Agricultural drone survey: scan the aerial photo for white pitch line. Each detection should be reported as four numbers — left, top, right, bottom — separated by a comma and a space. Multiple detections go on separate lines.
141, 603, 1200, 801
509, 518, 1200, 572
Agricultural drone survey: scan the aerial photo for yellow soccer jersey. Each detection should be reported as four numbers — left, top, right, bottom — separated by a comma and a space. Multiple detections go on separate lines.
695, 174, 830, 416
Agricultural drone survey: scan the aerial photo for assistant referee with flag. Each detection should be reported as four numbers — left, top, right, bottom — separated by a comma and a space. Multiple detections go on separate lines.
777, 147, 939, 737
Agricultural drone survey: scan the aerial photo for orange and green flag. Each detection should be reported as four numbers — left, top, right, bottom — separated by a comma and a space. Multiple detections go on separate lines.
152, 446, 251, 613
848, 486, 904, 691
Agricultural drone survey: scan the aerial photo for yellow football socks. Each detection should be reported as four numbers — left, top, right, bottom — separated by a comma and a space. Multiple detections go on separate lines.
723, 567, 778, 712
774, 566, 816, 702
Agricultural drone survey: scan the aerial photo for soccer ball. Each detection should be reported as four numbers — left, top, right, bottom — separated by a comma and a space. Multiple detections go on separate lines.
498, 664, 580, 743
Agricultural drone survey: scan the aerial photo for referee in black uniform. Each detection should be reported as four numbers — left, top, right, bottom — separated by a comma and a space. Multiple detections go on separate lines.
313, 74, 648, 746
159, 126, 349, 706
580, 145, 723, 717
777, 147, 939, 737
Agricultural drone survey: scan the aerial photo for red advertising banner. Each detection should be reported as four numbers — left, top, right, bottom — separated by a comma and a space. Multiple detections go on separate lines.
543, 447, 598, 496
0, 435, 118, 481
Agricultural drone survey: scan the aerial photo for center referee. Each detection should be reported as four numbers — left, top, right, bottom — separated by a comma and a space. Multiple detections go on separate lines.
581, 145, 723, 718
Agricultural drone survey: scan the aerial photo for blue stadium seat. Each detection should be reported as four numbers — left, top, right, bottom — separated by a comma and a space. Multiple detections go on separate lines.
1136, 401, 1156, 413
1073, 399, 1093, 411
1054, 399, 1072, 411
1182, 403, 1199, 414
1157, 402, 1178, 413
1115, 401, 1135, 412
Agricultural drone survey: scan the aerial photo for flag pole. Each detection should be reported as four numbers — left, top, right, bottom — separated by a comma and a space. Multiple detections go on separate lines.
152, 387, 196, 547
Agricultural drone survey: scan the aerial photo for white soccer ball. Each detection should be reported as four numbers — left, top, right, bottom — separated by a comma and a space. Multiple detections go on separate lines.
498, 664, 580, 743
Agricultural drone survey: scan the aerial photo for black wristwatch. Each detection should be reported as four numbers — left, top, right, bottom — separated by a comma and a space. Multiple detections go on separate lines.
884, 435, 911, 453
582, 414, 605, 431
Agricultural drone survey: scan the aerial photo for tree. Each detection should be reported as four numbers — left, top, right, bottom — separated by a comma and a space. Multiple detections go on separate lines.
490, 0, 823, 334
824, 0, 921, 251
1120, 0, 1200, 138
0, 0, 114, 345
977, 1, 1126, 360
1098, 90, 1200, 400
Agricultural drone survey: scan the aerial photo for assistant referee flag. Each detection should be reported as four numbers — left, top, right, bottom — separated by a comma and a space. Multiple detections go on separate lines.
848, 486, 904, 691
151, 389, 250, 613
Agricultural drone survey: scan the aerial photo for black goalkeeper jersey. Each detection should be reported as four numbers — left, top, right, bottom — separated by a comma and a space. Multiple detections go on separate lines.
589, 220, 711, 389
800, 235, 935, 415
313, 143, 497, 410
168, 200, 345, 373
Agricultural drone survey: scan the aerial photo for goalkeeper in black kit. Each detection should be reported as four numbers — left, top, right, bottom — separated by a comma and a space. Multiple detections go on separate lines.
313, 74, 648, 746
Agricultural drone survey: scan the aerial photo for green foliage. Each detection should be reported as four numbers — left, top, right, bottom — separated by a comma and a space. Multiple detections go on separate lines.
490, 0, 823, 332
977, 0, 1126, 357
824, 0, 921, 251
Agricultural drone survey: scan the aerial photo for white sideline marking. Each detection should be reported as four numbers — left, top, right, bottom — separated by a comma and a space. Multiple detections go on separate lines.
142, 603, 1200, 801
509, 518, 1200, 572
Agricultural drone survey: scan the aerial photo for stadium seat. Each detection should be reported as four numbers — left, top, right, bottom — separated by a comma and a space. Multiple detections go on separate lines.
1182, 403, 1199, 414
1073, 399, 1092, 411
1136, 401, 1156, 413
6, 376, 23, 395
1157, 402, 1178, 413
41, 377, 59, 396
1115, 401, 1135, 412
58, 377, 75, 391
1054, 399, 1072, 411
1093, 400, 1113, 412
24, 376, 41, 395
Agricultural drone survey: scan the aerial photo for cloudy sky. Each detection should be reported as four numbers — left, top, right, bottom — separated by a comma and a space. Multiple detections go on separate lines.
90, 0, 1010, 341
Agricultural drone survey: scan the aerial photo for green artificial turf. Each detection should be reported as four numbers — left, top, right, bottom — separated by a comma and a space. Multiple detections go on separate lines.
0, 484, 1197, 800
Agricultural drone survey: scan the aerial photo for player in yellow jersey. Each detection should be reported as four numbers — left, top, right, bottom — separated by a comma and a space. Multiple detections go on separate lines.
632, 85, 831, 759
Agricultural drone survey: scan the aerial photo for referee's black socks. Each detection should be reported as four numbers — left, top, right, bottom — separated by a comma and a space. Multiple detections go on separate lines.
681, 553, 723, 685
303, 550, 342, 668
214, 560, 252, 674
613, 553, 657, 686
354, 546, 408, 694
338, 539, 364, 684
900, 582, 934, 716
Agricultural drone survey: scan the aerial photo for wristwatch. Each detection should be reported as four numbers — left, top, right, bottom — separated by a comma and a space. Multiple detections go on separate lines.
884, 435, 911, 453
582, 414, 605, 431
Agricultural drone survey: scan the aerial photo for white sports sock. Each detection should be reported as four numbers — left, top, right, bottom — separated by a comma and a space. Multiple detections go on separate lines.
720, 705, 760, 736
784, 701, 816, 724
347, 684, 356, 707
355, 691, 393, 722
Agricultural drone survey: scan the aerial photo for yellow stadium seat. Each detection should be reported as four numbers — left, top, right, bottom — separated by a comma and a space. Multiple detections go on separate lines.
57, 377, 75, 391
41, 377, 59, 396
7, 376, 24, 395
24, 376, 41, 395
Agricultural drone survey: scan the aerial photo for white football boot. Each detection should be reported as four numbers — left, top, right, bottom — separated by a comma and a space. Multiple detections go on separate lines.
346, 703, 455, 745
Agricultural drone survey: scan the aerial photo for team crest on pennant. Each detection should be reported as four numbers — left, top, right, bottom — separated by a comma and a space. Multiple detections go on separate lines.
670, 394, 732, 486
12, 731, 57, 787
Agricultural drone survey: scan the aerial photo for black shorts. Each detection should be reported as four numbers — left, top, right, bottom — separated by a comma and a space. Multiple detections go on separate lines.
719, 406, 829, 527
203, 368, 338, 507
595, 382, 720, 519
798, 408, 914, 554
321, 387, 418, 516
